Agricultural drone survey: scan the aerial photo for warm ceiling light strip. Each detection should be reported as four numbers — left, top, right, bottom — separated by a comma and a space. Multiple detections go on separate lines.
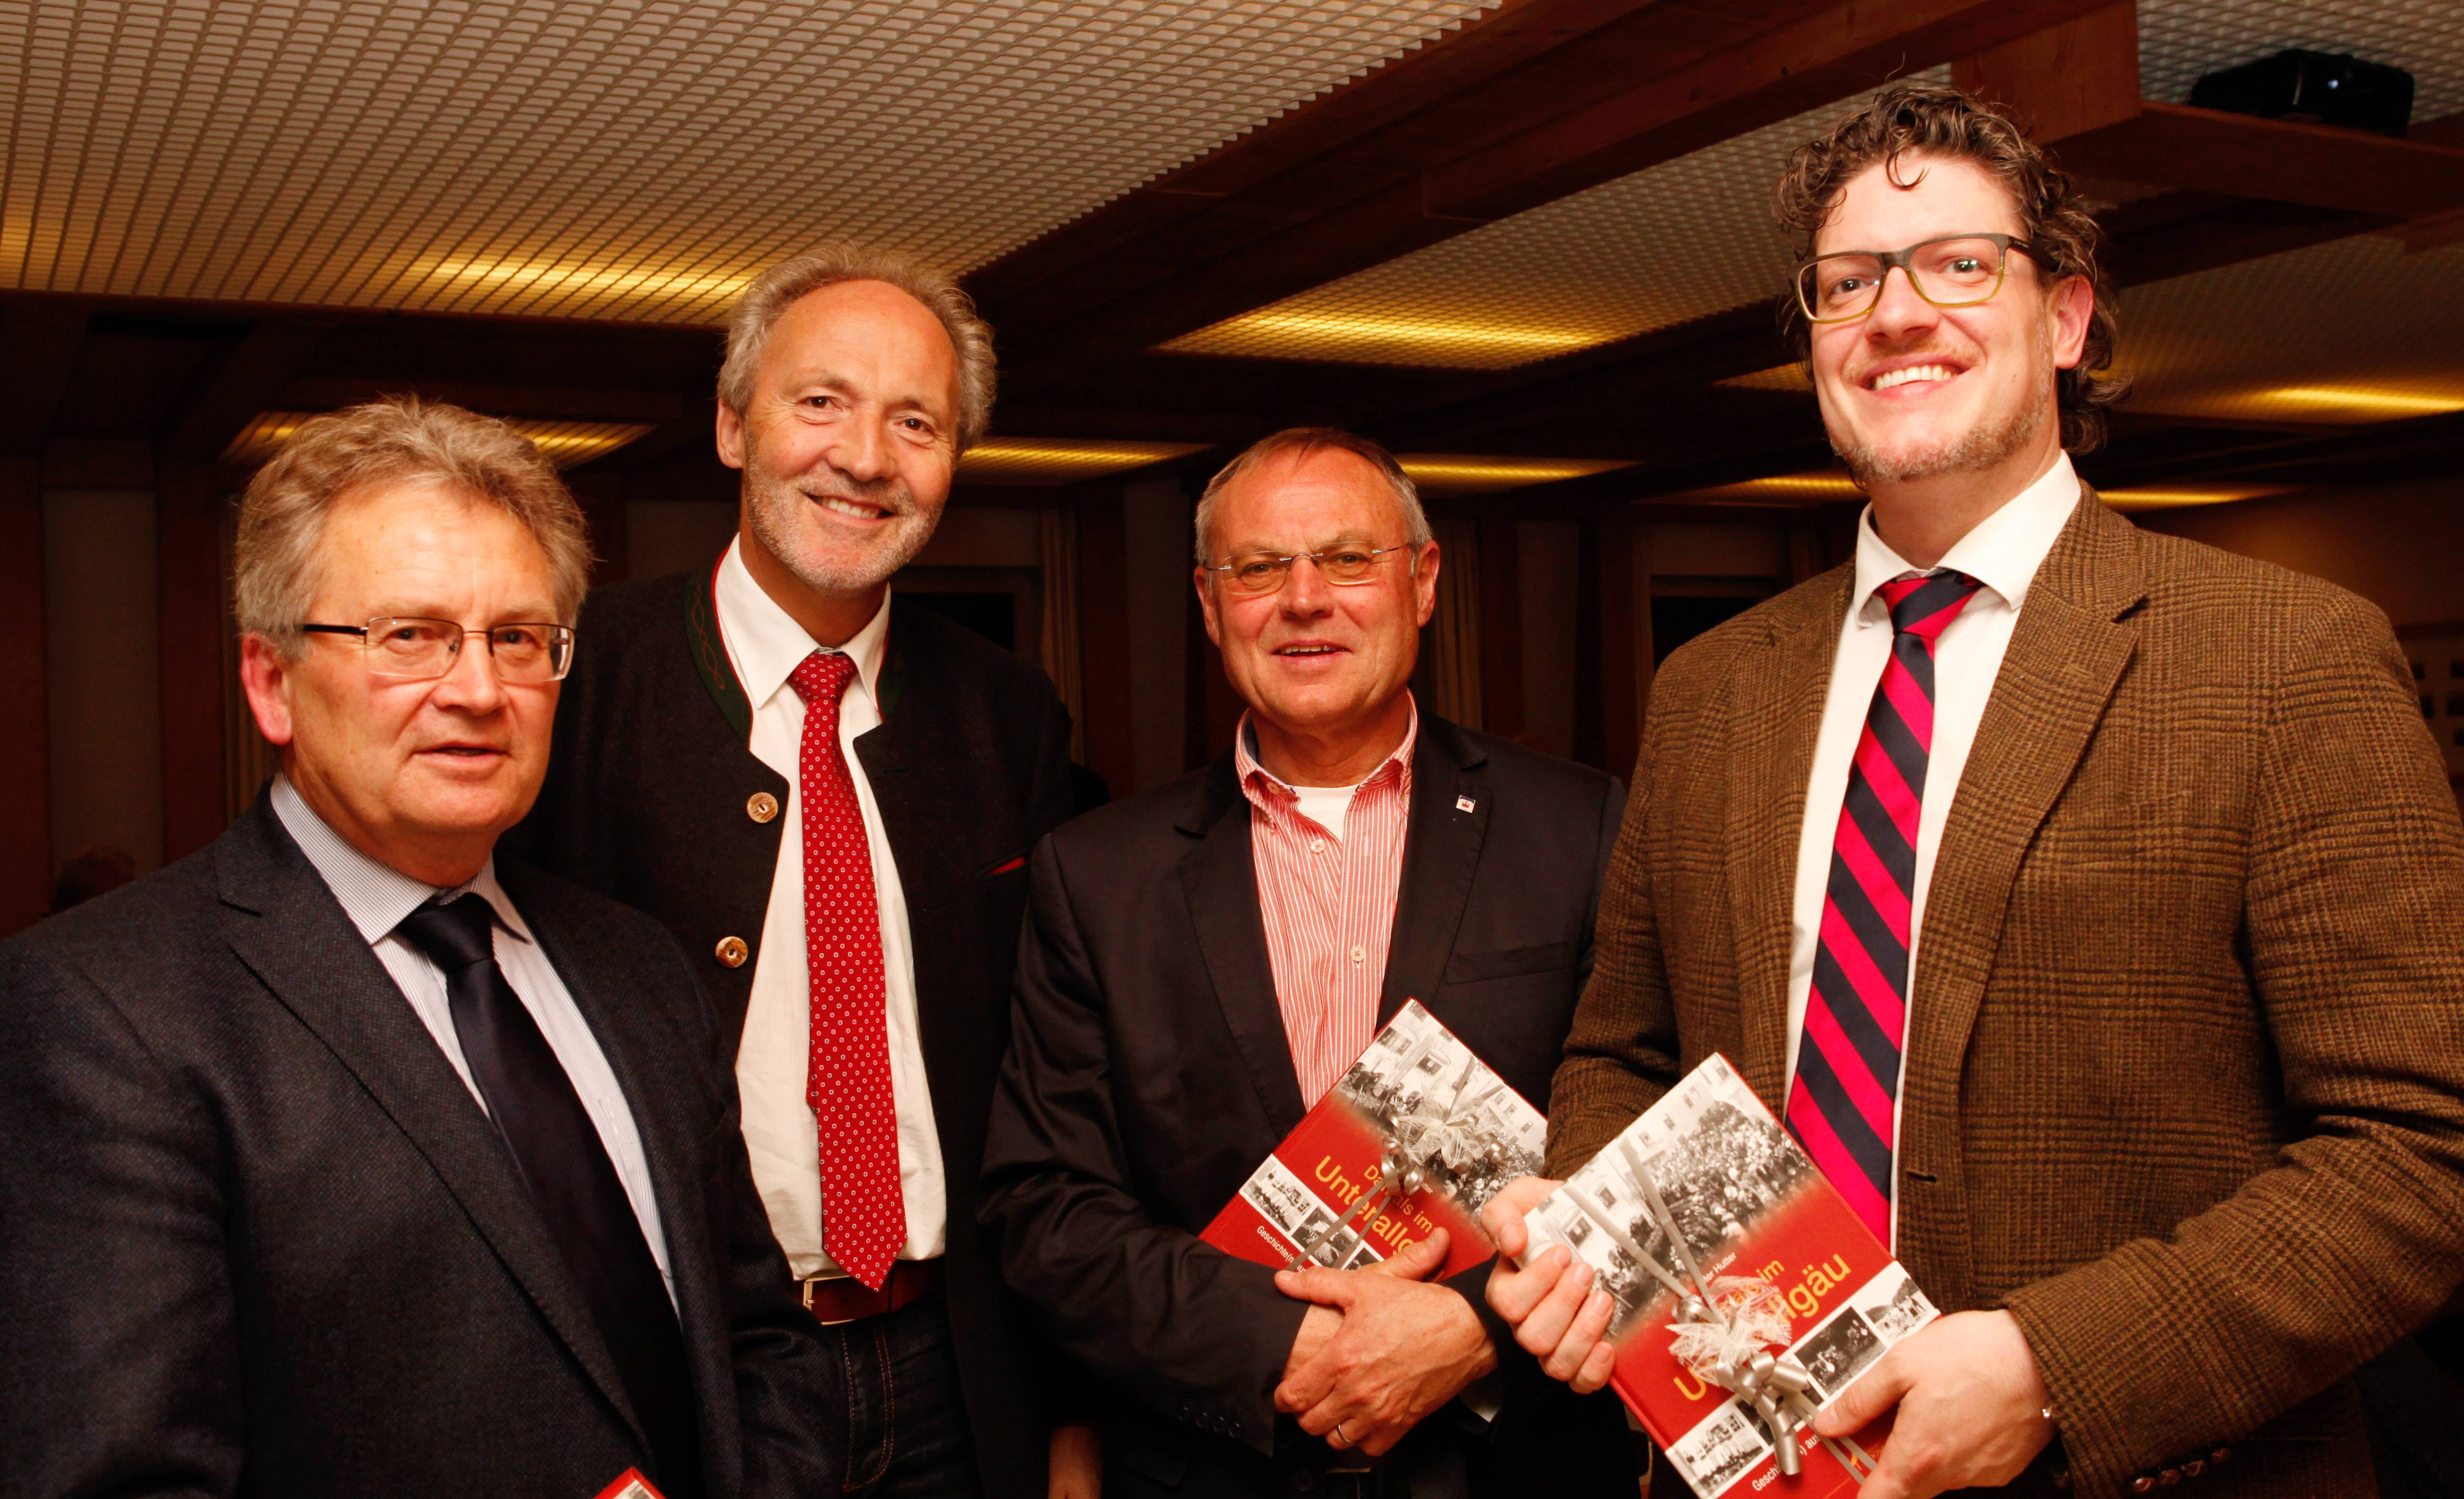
1161, 309, 1619, 368
2263, 386, 2464, 417
1227, 312, 1605, 353
2099, 483, 2295, 510
956, 439, 1212, 485
222, 411, 654, 471
1397, 456, 1636, 492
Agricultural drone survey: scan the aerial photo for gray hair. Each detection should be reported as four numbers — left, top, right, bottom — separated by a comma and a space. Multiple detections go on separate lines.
1193, 427, 1433, 564
233, 396, 592, 656
717, 245, 997, 451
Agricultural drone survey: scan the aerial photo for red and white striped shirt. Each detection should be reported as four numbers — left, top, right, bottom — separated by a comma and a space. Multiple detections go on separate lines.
1234, 700, 1419, 1106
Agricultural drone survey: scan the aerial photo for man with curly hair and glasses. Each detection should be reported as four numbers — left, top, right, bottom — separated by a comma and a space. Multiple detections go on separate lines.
1480, 83, 2464, 1499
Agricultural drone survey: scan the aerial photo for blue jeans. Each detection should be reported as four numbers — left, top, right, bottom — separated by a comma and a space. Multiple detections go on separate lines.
818, 1294, 982, 1498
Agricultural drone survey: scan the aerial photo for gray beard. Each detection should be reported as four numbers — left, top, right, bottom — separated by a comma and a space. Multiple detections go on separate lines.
1833, 389, 2046, 487
740, 468, 937, 597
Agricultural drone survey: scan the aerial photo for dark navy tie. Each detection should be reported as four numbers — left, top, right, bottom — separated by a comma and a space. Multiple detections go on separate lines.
396, 893, 702, 1496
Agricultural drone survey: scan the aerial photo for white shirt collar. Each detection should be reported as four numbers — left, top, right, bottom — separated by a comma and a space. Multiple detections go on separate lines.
269, 775, 532, 946
1850, 451, 2080, 626
712, 535, 891, 717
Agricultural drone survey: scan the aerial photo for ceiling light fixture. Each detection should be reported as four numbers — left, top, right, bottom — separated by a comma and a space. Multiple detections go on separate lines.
2098, 483, 2296, 510
222, 411, 653, 470
1163, 310, 1611, 368
956, 439, 1212, 485
420, 257, 755, 308
2263, 386, 2464, 418
1396, 456, 1637, 493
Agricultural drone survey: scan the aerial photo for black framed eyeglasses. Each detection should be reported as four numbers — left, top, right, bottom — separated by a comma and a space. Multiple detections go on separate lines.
1794, 233, 2042, 324
300, 617, 577, 682
1203, 542, 1418, 597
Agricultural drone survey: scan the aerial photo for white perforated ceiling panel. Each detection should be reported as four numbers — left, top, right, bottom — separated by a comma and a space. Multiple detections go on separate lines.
1161, 70, 1955, 369
0, 0, 1495, 321
2111, 231, 2464, 423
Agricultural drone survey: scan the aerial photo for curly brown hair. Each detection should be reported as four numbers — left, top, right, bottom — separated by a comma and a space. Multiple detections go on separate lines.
1772, 82, 2127, 452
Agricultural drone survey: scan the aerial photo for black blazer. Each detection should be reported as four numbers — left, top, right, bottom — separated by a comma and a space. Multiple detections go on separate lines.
512, 566, 1076, 1499
980, 715, 1639, 1497
0, 799, 831, 1499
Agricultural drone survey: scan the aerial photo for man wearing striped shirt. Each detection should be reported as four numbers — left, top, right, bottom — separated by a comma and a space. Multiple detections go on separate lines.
982, 428, 1635, 1497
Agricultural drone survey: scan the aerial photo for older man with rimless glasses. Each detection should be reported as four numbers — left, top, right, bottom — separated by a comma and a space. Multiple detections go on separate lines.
1480, 85, 2464, 1499
0, 398, 834, 1499
980, 428, 1637, 1498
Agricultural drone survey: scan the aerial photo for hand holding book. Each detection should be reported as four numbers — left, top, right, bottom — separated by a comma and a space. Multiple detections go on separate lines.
1271, 1228, 1498, 1457
1489, 1055, 1958, 1499
1481, 1175, 1621, 1394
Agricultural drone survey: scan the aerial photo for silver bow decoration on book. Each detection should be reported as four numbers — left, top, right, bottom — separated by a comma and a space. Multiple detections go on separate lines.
1558, 1138, 1878, 1482
1284, 1049, 1512, 1273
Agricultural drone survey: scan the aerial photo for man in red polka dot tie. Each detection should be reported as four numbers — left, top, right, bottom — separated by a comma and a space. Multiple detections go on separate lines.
518, 247, 1085, 1499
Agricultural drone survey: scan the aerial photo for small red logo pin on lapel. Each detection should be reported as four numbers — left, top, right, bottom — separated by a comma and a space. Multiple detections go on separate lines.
1455, 795, 1476, 814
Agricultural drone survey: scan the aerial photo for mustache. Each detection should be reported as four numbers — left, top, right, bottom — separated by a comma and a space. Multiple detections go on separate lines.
1844, 338, 1972, 382
800, 470, 917, 515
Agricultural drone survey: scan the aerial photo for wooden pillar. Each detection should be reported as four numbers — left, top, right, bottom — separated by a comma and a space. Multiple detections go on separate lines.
158, 464, 229, 862
1477, 515, 1523, 740
0, 458, 47, 932
1074, 488, 1134, 794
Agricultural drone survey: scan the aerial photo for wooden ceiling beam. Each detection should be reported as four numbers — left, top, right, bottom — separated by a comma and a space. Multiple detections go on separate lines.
2057, 103, 2464, 220
980, 0, 2118, 370
1424, 0, 2115, 221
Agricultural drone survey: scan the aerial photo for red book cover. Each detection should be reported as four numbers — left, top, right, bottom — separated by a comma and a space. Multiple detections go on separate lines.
1520, 1054, 1938, 1499
1201, 1000, 1547, 1279
592, 1470, 666, 1499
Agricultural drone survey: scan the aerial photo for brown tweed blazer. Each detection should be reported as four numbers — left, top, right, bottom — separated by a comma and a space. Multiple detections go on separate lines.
1547, 488, 2464, 1499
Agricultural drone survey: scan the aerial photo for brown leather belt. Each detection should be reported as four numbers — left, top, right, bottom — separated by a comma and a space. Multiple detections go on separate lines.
798, 1260, 943, 1326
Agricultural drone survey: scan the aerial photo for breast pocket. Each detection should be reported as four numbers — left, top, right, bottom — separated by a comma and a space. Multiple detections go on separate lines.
1443, 939, 1578, 985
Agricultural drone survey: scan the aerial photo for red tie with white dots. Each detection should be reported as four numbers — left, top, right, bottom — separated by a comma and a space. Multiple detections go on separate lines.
789, 649, 905, 1291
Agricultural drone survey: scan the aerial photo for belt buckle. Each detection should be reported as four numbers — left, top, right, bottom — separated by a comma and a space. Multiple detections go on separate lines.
800, 1272, 864, 1327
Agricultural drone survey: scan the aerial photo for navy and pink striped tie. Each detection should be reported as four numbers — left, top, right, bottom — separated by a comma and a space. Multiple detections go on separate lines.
1786, 571, 1983, 1245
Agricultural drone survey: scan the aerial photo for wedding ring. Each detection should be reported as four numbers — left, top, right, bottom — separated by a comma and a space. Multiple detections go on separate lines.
1331, 1422, 1353, 1448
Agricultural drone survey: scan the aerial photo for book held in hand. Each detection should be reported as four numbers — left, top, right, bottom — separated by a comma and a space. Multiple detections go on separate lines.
1520, 1054, 1939, 1499
1201, 1000, 1546, 1279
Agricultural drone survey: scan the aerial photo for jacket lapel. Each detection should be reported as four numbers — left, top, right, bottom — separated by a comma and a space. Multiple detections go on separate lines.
1377, 718, 1490, 1027
1727, 570, 1853, 1106
1175, 761, 1310, 1137
1899, 490, 2144, 1301
213, 805, 648, 1452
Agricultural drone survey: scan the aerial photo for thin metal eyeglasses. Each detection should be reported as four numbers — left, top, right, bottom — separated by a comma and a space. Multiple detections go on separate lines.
299, 617, 578, 682
1203, 542, 1418, 597
1794, 233, 2042, 324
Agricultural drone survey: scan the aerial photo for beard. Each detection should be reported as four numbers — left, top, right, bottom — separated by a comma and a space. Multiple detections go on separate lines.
740, 446, 939, 597
1832, 391, 2046, 486
1828, 324, 2059, 487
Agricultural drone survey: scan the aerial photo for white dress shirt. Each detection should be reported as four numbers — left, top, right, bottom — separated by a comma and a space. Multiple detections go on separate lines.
715, 537, 946, 1279
270, 776, 675, 1302
1783, 453, 2080, 1248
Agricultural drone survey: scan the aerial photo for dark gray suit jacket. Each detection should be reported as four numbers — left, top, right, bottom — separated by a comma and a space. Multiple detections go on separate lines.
980, 715, 1639, 1497
0, 798, 832, 1499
